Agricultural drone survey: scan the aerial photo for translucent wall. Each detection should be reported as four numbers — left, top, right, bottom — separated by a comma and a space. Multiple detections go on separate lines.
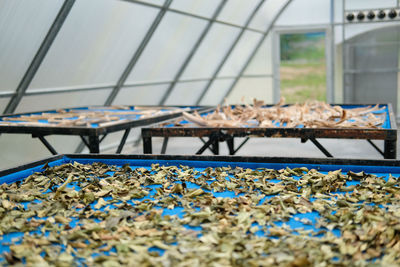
2, 0, 400, 169
0, 0, 63, 93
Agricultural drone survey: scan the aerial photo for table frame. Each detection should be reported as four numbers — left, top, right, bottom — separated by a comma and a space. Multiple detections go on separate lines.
142, 104, 398, 159
0, 105, 211, 154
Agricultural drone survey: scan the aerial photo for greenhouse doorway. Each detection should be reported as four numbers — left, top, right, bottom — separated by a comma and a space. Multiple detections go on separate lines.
273, 28, 333, 104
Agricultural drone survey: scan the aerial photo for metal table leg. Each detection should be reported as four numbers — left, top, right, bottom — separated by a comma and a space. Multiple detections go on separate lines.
366, 139, 384, 157
88, 135, 100, 153
384, 139, 397, 159
226, 137, 235, 155
116, 129, 131, 154
196, 135, 218, 155
211, 138, 219, 155
161, 137, 169, 154
309, 138, 333, 157
233, 137, 249, 154
199, 137, 218, 154
36, 135, 58, 155
143, 136, 152, 154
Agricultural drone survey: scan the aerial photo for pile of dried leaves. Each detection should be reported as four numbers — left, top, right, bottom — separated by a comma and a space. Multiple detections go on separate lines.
182, 99, 386, 128
1, 161, 400, 266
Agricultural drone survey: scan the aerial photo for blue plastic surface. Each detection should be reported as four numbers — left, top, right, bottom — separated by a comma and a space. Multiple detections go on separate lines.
1, 156, 399, 259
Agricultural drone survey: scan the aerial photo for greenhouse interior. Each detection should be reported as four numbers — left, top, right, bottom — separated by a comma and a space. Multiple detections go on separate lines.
1, 0, 400, 265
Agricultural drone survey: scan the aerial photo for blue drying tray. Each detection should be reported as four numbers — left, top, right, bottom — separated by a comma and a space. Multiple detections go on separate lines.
0, 154, 399, 262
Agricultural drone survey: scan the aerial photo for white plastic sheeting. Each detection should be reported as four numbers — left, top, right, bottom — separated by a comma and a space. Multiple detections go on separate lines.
126, 12, 207, 83
28, 0, 159, 90
1, 0, 400, 169
181, 25, 240, 80
16, 89, 111, 113
171, 0, 223, 19
0, 0, 63, 92
113, 84, 170, 106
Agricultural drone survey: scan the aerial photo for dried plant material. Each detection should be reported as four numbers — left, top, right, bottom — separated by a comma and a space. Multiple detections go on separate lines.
181, 98, 386, 128
0, 106, 191, 128
1, 161, 400, 265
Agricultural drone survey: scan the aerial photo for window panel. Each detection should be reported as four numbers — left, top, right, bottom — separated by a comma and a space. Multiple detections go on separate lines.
16, 89, 111, 113
225, 77, 273, 104
219, 31, 263, 77
244, 34, 273, 75
199, 79, 234, 105
217, 0, 260, 26
170, 0, 222, 18
164, 81, 208, 105
112, 84, 169, 105
28, 0, 159, 90
181, 24, 240, 79
126, 12, 207, 83
0, 0, 63, 92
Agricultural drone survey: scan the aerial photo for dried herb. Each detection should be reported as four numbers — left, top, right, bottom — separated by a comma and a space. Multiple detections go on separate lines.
181, 98, 386, 128
1, 162, 400, 266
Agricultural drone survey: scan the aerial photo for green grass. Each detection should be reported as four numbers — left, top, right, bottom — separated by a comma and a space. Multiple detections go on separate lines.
280, 61, 326, 104
279, 33, 327, 104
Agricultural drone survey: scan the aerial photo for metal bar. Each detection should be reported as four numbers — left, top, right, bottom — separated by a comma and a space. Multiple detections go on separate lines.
99, 134, 108, 143
160, 137, 169, 154
344, 68, 400, 74
234, 137, 250, 154
196, 0, 266, 105
116, 129, 131, 154
3, 0, 75, 114
272, 28, 281, 103
196, 136, 217, 155
226, 137, 235, 155
344, 18, 400, 25
199, 137, 217, 154
309, 138, 333, 157
327, 0, 335, 103
104, 0, 172, 106
75, 142, 86, 153
79, 135, 90, 148
0, 75, 273, 99
366, 139, 384, 157
384, 140, 397, 159
158, 0, 227, 105
122, 0, 265, 34
37, 135, 58, 155
342, 0, 346, 103
24, 84, 112, 97
211, 138, 219, 155
220, 0, 293, 104
0, 92, 15, 98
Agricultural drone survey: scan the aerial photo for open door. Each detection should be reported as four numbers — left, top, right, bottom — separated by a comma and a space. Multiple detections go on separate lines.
273, 28, 333, 104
